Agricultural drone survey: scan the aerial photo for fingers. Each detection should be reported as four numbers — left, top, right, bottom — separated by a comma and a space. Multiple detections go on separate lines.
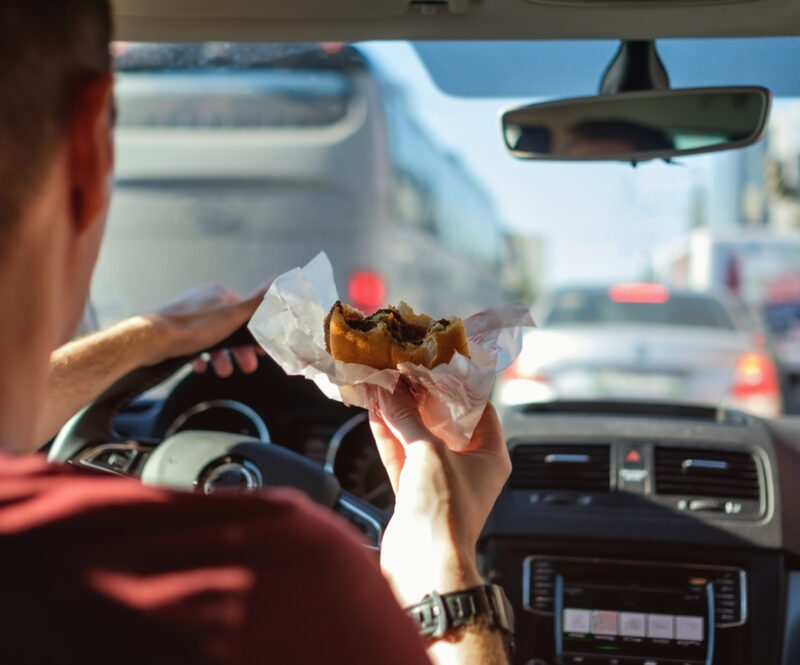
467, 403, 505, 453
193, 346, 263, 377
191, 355, 209, 373
209, 349, 234, 378
377, 384, 441, 449
368, 412, 404, 494
248, 278, 274, 300
230, 346, 259, 374
468, 403, 512, 480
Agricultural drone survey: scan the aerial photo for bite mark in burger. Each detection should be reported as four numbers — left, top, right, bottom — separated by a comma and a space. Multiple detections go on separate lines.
324, 301, 470, 370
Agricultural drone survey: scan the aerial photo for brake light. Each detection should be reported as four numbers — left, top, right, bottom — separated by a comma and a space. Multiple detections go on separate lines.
731, 353, 780, 399
498, 360, 552, 406
348, 270, 386, 314
608, 283, 670, 304
503, 358, 549, 383
320, 42, 344, 54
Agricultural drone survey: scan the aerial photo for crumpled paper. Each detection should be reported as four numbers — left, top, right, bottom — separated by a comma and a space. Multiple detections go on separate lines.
248, 252, 535, 449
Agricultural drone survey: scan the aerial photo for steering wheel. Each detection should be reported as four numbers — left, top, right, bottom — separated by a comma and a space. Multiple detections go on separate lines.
48, 325, 387, 549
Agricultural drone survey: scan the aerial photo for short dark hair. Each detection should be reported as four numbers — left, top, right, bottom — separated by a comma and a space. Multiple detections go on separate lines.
0, 0, 112, 249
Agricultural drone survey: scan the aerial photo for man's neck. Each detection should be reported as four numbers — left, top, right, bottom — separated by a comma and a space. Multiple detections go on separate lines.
0, 194, 66, 453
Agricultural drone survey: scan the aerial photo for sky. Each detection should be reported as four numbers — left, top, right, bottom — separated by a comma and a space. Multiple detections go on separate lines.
359, 41, 779, 287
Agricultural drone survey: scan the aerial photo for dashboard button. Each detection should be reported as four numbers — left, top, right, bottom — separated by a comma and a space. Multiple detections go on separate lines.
715, 570, 739, 581
688, 499, 725, 512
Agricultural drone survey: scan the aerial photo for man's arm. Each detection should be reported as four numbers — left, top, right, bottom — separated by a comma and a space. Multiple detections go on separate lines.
35, 285, 266, 448
370, 386, 513, 665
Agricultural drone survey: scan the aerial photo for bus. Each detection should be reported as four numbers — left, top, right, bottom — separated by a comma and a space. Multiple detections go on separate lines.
91, 43, 513, 327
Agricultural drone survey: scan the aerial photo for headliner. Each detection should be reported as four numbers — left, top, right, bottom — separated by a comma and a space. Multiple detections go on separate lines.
113, 0, 800, 42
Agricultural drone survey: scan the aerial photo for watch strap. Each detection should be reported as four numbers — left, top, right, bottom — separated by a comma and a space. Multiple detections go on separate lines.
404, 584, 514, 642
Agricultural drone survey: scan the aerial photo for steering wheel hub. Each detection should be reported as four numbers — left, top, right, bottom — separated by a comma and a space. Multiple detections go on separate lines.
199, 457, 263, 493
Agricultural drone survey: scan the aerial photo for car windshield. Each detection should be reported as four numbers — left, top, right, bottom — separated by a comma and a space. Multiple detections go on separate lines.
544, 289, 736, 330
92, 38, 800, 418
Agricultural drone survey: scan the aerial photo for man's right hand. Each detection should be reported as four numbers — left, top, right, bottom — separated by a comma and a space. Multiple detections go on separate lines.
368, 384, 511, 608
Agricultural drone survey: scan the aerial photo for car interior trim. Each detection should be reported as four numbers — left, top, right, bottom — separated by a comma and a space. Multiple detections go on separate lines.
324, 411, 369, 474
337, 493, 383, 550
76, 441, 154, 477
783, 572, 800, 665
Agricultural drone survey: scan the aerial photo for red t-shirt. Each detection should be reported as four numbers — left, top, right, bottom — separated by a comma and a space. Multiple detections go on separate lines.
0, 453, 432, 665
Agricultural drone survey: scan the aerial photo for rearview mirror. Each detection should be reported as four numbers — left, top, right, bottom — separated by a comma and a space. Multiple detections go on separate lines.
502, 87, 771, 163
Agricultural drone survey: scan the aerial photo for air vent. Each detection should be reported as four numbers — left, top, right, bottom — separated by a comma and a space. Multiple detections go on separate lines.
510, 444, 610, 492
655, 447, 760, 501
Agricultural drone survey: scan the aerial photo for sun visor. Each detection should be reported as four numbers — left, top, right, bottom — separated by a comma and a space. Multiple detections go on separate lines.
114, 0, 412, 21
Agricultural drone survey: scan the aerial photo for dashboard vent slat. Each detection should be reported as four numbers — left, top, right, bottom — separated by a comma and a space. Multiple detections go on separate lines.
510, 444, 610, 492
654, 447, 760, 501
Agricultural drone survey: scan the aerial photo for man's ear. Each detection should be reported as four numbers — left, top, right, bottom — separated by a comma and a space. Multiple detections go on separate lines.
68, 73, 115, 233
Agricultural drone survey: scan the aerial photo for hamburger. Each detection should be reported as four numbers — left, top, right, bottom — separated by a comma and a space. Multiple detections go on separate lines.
324, 300, 470, 370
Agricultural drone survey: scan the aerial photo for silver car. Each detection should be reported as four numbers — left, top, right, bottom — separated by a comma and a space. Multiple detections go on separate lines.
495, 283, 782, 418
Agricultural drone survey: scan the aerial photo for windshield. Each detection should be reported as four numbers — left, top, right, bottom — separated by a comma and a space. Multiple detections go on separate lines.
544, 289, 736, 330
93, 39, 800, 418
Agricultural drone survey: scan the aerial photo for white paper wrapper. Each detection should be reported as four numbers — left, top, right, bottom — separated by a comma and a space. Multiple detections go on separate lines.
248, 252, 535, 449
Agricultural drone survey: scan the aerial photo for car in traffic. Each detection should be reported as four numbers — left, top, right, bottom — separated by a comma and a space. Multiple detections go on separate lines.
495, 282, 783, 418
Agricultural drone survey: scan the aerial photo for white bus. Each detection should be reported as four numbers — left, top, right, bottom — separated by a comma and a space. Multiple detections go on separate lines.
91, 43, 512, 326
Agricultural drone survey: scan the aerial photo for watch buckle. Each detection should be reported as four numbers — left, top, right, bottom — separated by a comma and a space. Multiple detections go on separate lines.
413, 590, 448, 638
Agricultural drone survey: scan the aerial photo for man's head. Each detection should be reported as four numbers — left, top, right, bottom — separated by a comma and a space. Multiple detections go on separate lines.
0, 0, 114, 449
0, 0, 114, 341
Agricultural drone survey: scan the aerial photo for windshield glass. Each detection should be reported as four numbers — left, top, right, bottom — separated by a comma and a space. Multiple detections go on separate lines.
544, 289, 736, 330
93, 39, 800, 418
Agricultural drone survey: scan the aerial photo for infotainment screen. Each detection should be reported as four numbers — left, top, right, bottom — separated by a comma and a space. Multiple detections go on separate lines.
555, 574, 713, 665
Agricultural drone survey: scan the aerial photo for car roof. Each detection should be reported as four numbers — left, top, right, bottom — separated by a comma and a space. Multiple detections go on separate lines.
113, 0, 800, 43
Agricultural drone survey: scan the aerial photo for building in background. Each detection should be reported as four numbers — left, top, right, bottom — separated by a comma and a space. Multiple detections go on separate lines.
652, 228, 800, 303
503, 233, 545, 304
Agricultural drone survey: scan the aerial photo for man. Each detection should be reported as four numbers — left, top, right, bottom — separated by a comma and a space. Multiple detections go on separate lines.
0, 2, 512, 664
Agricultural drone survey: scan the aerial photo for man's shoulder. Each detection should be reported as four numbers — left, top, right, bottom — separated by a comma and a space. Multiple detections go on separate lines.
0, 454, 431, 665
0, 452, 361, 555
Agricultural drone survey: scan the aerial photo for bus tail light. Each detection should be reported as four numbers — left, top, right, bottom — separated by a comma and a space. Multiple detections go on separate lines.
348, 270, 386, 314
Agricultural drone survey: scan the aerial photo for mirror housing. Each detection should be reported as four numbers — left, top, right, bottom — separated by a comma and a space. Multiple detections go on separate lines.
501, 86, 771, 163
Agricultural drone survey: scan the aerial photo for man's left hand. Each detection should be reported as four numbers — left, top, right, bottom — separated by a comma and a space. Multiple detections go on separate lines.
145, 283, 268, 377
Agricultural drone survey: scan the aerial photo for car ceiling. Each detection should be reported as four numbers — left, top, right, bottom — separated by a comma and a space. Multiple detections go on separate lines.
113, 0, 800, 42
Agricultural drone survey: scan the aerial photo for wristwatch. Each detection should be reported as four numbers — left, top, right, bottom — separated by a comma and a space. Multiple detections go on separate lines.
404, 584, 515, 648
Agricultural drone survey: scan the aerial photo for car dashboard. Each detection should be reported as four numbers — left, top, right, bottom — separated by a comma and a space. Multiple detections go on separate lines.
490, 401, 800, 665
110, 358, 800, 665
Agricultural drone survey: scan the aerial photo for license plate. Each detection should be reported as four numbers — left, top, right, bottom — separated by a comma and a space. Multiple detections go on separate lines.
595, 370, 684, 398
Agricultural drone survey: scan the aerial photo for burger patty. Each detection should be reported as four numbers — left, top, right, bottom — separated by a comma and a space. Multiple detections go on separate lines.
325, 301, 448, 349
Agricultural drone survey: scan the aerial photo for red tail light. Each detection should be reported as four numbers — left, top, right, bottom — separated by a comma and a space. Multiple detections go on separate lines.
503, 358, 549, 384
348, 270, 385, 314
608, 283, 670, 304
731, 353, 780, 399
320, 42, 344, 54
